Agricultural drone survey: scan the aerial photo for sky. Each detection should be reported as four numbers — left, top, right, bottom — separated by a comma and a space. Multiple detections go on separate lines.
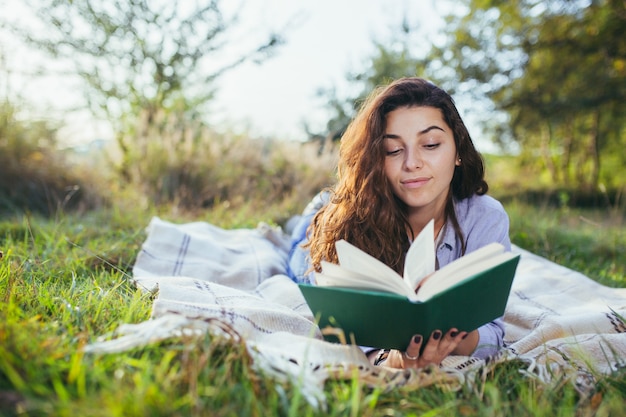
211, 0, 446, 141
2, 0, 458, 146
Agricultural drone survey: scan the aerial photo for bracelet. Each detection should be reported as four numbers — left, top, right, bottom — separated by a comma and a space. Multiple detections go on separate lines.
373, 349, 390, 366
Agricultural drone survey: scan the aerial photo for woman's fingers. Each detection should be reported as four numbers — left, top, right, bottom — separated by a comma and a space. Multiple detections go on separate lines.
436, 328, 467, 356
380, 329, 468, 369
403, 334, 423, 362
418, 330, 443, 363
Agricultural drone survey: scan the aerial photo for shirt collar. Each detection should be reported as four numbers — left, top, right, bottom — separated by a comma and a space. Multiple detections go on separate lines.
437, 217, 456, 251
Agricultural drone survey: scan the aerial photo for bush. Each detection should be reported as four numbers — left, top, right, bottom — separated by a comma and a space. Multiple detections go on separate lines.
115, 109, 337, 215
0, 101, 106, 216
0, 100, 337, 219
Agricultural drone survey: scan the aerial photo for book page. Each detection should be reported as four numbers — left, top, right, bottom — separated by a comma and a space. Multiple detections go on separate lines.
335, 240, 409, 286
403, 219, 435, 290
316, 261, 416, 298
432, 242, 505, 283
415, 244, 512, 301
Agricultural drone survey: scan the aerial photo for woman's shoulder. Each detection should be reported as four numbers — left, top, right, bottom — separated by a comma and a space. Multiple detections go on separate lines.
456, 193, 507, 216
453, 194, 510, 234
454, 193, 511, 250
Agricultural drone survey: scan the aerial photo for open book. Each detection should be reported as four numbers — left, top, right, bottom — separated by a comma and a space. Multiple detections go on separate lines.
315, 220, 517, 302
298, 220, 520, 350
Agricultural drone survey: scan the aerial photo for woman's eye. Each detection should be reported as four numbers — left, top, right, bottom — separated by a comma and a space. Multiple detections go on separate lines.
386, 148, 402, 156
424, 143, 440, 149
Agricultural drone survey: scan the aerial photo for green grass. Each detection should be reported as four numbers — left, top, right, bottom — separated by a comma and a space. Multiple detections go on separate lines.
1, 202, 625, 416
505, 200, 625, 288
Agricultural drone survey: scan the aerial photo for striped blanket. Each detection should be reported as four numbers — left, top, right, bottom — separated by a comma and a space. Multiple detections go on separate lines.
86, 217, 626, 406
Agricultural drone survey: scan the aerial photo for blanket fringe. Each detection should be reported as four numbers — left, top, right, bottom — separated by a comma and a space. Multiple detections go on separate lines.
84, 313, 469, 409
83, 314, 238, 354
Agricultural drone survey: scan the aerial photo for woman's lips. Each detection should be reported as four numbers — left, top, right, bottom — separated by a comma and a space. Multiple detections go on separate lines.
401, 177, 430, 188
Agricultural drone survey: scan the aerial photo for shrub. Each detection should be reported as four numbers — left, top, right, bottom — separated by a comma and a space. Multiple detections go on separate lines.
115, 108, 337, 215
0, 100, 106, 216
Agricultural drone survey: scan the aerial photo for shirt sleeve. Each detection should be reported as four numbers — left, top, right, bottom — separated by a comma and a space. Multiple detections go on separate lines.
456, 195, 511, 358
286, 191, 330, 283
474, 317, 505, 359
463, 198, 511, 254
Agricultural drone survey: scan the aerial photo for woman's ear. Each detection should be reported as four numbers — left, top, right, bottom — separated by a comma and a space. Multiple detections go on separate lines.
456, 156, 462, 166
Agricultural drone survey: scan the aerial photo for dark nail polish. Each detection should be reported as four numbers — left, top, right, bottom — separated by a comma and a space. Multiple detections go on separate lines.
433, 330, 441, 340
462, 333, 469, 339
450, 331, 459, 338
413, 335, 422, 344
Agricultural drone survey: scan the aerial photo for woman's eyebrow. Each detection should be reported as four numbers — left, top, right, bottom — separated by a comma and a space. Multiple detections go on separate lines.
383, 125, 445, 139
382, 133, 401, 139
418, 125, 445, 135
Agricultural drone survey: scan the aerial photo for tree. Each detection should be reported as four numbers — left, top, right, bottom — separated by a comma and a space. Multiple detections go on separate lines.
3, 0, 284, 177
310, 17, 429, 148
432, 0, 626, 189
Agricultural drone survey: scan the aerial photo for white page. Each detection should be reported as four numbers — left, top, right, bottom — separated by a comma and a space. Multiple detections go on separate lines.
316, 261, 415, 298
335, 240, 406, 285
415, 244, 511, 301
403, 219, 436, 290
431, 242, 505, 284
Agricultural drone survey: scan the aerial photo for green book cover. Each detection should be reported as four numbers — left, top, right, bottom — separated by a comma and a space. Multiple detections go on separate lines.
298, 254, 520, 350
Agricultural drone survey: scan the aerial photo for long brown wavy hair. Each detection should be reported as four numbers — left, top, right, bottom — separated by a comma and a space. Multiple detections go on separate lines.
305, 77, 488, 274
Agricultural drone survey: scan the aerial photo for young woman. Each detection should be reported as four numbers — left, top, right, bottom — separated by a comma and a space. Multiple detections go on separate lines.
287, 77, 511, 369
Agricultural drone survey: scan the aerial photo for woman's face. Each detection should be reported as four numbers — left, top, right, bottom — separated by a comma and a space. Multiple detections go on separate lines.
383, 106, 460, 220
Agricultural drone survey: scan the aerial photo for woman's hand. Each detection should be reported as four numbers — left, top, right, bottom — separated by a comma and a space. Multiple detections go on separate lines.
383, 328, 478, 369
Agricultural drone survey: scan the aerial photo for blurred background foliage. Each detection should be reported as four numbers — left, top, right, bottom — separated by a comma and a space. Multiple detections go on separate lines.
0, 0, 624, 217
0, 100, 105, 216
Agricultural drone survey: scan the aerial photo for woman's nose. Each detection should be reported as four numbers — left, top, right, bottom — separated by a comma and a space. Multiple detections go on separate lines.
405, 149, 423, 170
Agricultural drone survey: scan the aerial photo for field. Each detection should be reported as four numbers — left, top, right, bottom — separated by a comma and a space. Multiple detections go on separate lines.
1, 191, 624, 416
